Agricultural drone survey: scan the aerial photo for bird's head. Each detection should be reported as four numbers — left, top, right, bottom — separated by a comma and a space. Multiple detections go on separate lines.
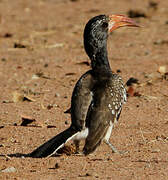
84, 14, 139, 61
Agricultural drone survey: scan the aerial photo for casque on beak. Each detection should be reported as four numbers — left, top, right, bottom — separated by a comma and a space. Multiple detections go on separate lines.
108, 14, 140, 32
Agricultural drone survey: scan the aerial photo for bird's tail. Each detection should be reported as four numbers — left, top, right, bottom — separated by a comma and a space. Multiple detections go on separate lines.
26, 126, 78, 158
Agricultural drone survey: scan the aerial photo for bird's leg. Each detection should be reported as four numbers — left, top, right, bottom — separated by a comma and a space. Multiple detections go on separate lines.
73, 140, 83, 156
73, 140, 80, 154
104, 140, 128, 154
104, 140, 118, 153
103, 123, 119, 153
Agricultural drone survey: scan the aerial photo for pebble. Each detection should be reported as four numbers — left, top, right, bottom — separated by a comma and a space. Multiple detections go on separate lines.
144, 51, 150, 56
151, 149, 160, 153
1, 167, 16, 173
32, 74, 39, 80
55, 93, 60, 97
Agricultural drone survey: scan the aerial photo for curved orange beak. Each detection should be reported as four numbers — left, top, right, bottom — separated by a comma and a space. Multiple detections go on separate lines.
108, 14, 140, 32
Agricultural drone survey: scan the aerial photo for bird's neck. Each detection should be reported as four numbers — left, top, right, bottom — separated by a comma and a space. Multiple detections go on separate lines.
91, 45, 111, 72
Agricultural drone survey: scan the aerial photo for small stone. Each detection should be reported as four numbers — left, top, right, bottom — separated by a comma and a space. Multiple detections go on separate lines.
1, 167, 16, 173
44, 63, 48, 68
21, 115, 36, 126
32, 74, 39, 80
47, 125, 56, 128
151, 149, 160, 153
85, 173, 91, 176
148, 1, 158, 10
2, 100, 12, 103
14, 42, 26, 48
1, 58, 6, 62
3, 33, 13, 38
153, 39, 168, 45
158, 66, 166, 74
127, 10, 147, 18
54, 163, 60, 169
144, 51, 150, 56
55, 93, 60, 97
153, 40, 161, 45
47, 104, 53, 110
126, 43, 133, 47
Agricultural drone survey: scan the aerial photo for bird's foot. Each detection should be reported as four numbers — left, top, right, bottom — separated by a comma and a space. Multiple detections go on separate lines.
104, 140, 129, 155
117, 150, 129, 155
104, 140, 118, 153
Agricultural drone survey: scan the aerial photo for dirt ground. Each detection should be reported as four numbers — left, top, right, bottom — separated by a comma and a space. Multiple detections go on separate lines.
0, 0, 168, 179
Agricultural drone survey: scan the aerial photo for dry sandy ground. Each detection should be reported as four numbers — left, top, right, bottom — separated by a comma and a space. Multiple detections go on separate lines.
0, 0, 168, 179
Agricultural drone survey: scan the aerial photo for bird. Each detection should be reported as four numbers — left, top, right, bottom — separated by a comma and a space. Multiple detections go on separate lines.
27, 14, 139, 158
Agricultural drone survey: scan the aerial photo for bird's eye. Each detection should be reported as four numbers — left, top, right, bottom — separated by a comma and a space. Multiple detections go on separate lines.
102, 22, 108, 28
